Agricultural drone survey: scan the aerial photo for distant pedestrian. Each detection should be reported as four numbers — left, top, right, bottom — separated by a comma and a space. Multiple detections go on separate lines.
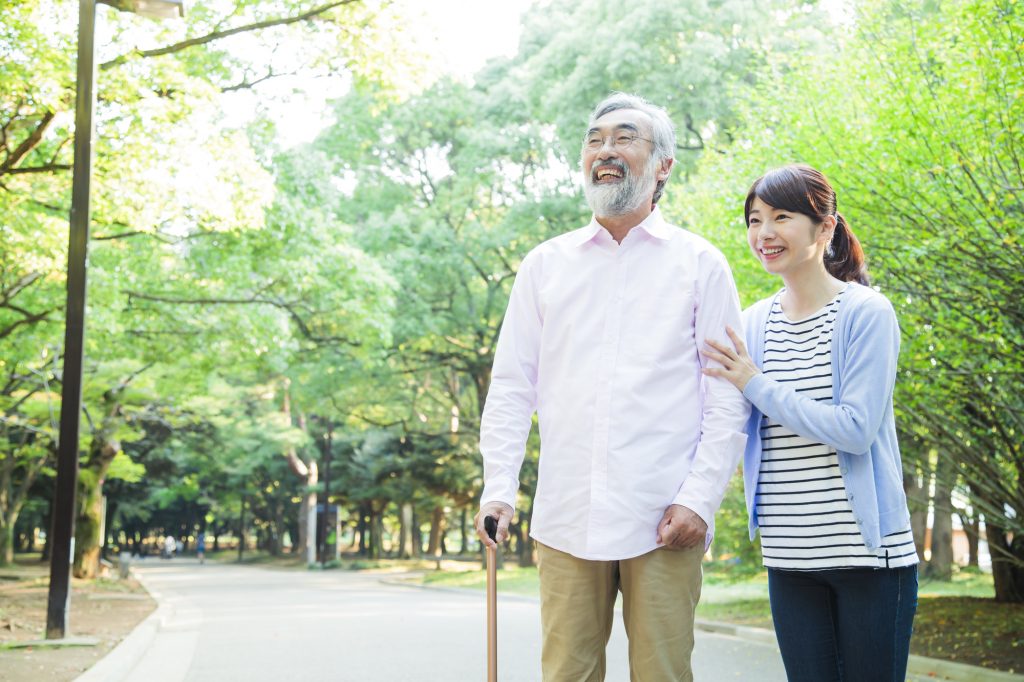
703, 164, 918, 682
196, 532, 206, 564
163, 534, 176, 559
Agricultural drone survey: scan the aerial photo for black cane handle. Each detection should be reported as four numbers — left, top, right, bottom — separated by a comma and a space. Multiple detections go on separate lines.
485, 515, 498, 542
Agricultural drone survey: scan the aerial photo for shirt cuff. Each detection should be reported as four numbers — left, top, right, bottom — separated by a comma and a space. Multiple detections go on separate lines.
671, 493, 714, 533
480, 475, 519, 510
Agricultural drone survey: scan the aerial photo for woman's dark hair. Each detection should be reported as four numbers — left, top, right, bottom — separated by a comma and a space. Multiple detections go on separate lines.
744, 164, 869, 285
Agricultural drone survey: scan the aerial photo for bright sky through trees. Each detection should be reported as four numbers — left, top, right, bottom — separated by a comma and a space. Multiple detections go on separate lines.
223, 0, 531, 148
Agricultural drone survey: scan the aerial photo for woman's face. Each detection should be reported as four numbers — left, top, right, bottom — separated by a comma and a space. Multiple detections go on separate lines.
746, 197, 829, 277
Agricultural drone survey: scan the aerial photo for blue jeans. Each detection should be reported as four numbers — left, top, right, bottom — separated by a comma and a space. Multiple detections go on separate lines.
768, 565, 918, 682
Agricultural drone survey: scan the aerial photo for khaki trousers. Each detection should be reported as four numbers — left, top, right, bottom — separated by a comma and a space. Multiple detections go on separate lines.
537, 542, 703, 682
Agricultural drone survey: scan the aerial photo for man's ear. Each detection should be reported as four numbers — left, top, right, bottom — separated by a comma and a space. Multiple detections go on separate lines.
656, 156, 674, 182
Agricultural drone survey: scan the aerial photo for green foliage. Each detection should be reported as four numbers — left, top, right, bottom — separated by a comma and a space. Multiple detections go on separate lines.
3, 0, 1020, 598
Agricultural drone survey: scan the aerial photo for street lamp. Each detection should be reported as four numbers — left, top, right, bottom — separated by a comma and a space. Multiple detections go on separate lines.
45, 0, 185, 641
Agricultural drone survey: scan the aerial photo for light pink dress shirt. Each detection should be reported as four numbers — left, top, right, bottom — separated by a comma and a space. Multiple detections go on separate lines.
479, 208, 750, 560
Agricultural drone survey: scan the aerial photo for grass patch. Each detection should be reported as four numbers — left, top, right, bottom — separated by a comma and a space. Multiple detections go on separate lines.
696, 599, 773, 628
917, 566, 995, 597
421, 564, 541, 595
912, 596, 1023, 673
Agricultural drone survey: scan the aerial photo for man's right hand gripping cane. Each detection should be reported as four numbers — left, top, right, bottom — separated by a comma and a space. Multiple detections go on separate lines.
475, 502, 514, 548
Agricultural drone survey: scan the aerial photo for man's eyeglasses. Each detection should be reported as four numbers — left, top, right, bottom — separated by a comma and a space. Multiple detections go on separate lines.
583, 132, 653, 151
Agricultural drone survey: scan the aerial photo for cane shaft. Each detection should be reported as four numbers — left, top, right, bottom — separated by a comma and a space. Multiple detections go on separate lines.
487, 545, 497, 681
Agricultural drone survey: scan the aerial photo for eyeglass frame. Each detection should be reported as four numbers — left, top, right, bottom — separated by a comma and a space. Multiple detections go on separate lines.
582, 125, 654, 152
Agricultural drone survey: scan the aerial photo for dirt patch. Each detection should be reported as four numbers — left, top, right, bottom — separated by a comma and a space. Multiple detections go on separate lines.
0, 558, 155, 682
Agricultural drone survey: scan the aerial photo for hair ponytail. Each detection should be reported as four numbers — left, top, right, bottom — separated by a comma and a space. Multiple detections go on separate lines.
826, 212, 869, 285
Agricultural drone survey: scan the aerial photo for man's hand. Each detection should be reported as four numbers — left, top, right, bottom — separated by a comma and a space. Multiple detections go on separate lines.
656, 504, 707, 550
475, 501, 514, 549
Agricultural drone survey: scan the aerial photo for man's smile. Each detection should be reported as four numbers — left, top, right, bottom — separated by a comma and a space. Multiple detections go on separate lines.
593, 162, 626, 183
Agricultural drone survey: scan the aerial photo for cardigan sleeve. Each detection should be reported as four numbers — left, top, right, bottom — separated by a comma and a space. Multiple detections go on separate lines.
742, 291, 899, 455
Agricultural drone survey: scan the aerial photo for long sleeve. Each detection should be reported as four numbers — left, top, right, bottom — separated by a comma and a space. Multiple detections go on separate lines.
478, 253, 542, 509
742, 293, 899, 455
673, 252, 751, 527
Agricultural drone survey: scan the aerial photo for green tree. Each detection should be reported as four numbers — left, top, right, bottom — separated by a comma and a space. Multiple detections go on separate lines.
681, 0, 1024, 599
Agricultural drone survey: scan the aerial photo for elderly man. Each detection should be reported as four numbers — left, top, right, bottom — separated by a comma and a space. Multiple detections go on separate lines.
475, 93, 750, 681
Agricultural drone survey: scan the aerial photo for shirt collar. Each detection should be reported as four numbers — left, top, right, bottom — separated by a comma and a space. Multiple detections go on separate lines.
571, 206, 672, 247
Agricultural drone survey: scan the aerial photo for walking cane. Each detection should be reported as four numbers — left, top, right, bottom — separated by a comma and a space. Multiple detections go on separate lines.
485, 515, 498, 682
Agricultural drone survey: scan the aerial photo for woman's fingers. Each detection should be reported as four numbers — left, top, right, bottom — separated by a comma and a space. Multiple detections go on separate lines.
704, 338, 736, 358
701, 348, 729, 366
725, 326, 748, 355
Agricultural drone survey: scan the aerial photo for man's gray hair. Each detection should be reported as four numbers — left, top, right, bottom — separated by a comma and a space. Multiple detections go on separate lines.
588, 92, 677, 205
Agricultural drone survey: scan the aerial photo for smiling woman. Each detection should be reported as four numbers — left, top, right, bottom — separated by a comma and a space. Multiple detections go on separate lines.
702, 164, 919, 682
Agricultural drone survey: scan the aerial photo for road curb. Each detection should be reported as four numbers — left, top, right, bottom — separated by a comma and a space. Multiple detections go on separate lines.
907, 654, 1024, 682
691, 619, 1023, 682
73, 567, 170, 682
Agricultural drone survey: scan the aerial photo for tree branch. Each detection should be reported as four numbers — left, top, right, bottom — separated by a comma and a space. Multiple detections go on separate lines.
3, 164, 72, 175
125, 290, 362, 346
99, 0, 362, 71
0, 111, 56, 176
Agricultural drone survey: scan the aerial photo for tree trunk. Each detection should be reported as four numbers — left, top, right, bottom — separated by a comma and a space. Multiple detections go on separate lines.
411, 507, 423, 557
269, 499, 284, 556
73, 376, 142, 578
0, 435, 51, 566
903, 470, 928, 562
926, 459, 955, 580
283, 395, 317, 562
518, 488, 537, 568
0, 518, 14, 565
357, 504, 369, 556
368, 506, 383, 560
460, 508, 469, 555
986, 518, 1024, 603
398, 502, 414, 559
509, 520, 525, 563
73, 436, 120, 579
956, 509, 981, 568
965, 515, 980, 568
426, 506, 446, 557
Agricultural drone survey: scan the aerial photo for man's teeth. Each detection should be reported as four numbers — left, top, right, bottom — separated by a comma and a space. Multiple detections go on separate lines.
762, 247, 784, 255
596, 168, 623, 180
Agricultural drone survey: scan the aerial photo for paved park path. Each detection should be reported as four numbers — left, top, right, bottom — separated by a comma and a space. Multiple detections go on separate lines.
84, 557, 788, 681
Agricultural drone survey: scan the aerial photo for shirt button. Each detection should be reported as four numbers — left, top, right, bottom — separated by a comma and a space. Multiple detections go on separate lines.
840, 467, 849, 475
848, 494, 855, 502
856, 517, 863, 525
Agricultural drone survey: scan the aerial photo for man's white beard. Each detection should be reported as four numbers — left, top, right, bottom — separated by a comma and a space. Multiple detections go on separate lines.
583, 154, 658, 217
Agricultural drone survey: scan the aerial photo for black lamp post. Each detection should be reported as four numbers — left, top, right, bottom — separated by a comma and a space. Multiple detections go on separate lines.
46, 0, 185, 641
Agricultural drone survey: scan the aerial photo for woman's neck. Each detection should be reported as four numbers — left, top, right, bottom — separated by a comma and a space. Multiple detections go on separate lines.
780, 266, 848, 320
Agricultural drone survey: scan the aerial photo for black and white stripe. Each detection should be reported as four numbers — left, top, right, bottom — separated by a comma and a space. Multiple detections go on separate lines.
756, 290, 918, 570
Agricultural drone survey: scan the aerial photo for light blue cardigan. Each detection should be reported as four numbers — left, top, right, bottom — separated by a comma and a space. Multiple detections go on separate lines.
741, 283, 911, 551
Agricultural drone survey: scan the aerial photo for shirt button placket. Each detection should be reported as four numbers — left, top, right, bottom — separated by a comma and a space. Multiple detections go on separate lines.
588, 248, 626, 553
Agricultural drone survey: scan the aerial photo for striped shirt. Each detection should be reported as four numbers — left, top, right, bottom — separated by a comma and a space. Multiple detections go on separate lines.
755, 289, 918, 570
